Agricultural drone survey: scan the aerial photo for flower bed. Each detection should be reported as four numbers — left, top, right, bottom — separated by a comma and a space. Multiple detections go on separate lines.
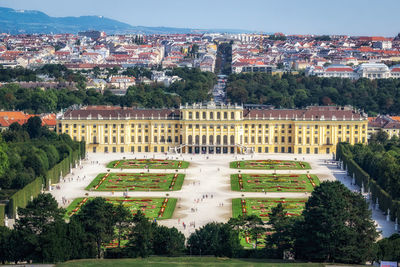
65, 197, 177, 220
230, 160, 311, 170
107, 159, 189, 169
232, 198, 307, 221
231, 173, 320, 192
86, 173, 185, 191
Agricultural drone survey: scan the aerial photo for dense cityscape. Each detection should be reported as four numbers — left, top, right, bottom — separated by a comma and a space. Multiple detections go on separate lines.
0, 2, 400, 266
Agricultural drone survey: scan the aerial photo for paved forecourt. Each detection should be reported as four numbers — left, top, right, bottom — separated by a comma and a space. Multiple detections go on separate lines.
48, 152, 397, 238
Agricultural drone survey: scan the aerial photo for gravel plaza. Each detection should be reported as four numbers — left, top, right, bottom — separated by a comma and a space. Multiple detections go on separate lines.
48, 152, 398, 238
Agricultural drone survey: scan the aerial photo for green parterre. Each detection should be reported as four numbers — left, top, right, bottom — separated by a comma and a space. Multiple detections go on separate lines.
232, 198, 306, 221
107, 159, 189, 169
231, 173, 320, 192
86, 173, 185, 191
230, 160, 310, 170
65, 197, 176, 220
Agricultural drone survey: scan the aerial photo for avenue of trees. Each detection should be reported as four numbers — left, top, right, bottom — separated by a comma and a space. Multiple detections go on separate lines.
1, 181, 397, 264
346, 131, 400, 200
0, 117, 81, 199
226, 72, 400, 115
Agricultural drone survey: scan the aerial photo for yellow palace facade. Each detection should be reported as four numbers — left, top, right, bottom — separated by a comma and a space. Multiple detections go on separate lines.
57, 103, 368, 155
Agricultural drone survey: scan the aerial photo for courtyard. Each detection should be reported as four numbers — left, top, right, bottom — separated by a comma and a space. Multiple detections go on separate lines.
49, 152, 397, 239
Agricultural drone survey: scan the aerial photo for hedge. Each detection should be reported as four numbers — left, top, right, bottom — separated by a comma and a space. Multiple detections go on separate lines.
6, 142, 85, 219
0, 204, 5, 226
336, 143, 400, 221
8, 176, 43, 219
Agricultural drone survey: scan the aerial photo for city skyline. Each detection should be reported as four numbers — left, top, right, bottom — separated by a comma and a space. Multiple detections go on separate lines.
1, 0, 400, 36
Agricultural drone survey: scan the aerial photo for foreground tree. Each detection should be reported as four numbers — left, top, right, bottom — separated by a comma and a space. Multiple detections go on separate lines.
187, 222, 241, 257
152, 225, 186, 256
375, 234, 400, 262
265, 203, 298, 258
114, 203, 132, 248
125, 211, 155, 257
295, 181, 378, 263
74, 197, 117, 258
228, 214, 264, 249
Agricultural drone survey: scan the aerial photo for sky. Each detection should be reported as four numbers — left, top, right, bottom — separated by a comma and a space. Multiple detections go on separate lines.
1, 0, 400, 36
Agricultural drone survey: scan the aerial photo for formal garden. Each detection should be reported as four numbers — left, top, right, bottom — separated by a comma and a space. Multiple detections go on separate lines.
66, 197, 176, 220
107, 159, 189, 169
85, 173, 185, 191
230, 160, 311, 170
232, 198, 306, 221
231, 173, 320, 192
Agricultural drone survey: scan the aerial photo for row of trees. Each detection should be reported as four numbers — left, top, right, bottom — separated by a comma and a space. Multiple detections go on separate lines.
0, 194, 185, 263
347, 131, 400, 200
2, 181, 397, 264
0, 117, 81, 195
0, 67, 215, 113
0, 64, 86, 87
226, 72, 400, 115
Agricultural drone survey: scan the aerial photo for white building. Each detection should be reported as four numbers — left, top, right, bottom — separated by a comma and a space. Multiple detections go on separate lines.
355, 63, 390, 79
307, 63, 400, 80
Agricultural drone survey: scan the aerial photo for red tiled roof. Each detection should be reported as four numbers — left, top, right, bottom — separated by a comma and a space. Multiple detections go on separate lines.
325, 67, 354, 72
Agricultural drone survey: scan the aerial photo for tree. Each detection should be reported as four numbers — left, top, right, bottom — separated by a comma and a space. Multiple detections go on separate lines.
295, 181, 378, 263
265, 203, 298, 258
14, 193, 67, 263
375, 234, 400, 262
74, 197, 117, 258
0, 226, 11, 264
114, 203, 132, 248
15, 193, 65, 235
187, 222, 241, 257
0, 136, 9, 178
153, 225, 186, 256
125, 211, 155, 258
25, 116, 42, 139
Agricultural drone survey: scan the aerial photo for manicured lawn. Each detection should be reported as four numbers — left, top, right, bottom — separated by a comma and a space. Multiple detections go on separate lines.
65, 197, 177, 220
232, 198, 307, 221
107, 159, 189, 169
56, 257, 325, 267
230, 160, 311, 170
86, 173, 185, 191
231, 173, 320, 192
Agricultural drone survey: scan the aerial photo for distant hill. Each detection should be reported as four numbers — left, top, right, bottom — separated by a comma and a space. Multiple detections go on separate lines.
0, 7, 252, 34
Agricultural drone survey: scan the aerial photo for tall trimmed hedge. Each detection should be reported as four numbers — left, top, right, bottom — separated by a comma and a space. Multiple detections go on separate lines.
8, 176, 42, 218
0, 204, 5, 226
336, 143, 400, 221
6, 142, 84, 219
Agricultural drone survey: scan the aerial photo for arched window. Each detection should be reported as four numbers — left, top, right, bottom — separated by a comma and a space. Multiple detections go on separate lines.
195, 135, 200, 145
188, 135, 193, 144
230, 135, 235, 145
231, 112, 235, 120
210, 112, 214, 119
188, 112, 193, 119
216, 135, 221, 145
224, 112, 228, 119
202, 135, 207, 144
202, 112, 206, 119
223, 135, 228, 145
209, 135, 214, 145
217, 112, 221, 119
196, 112, 200, 119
